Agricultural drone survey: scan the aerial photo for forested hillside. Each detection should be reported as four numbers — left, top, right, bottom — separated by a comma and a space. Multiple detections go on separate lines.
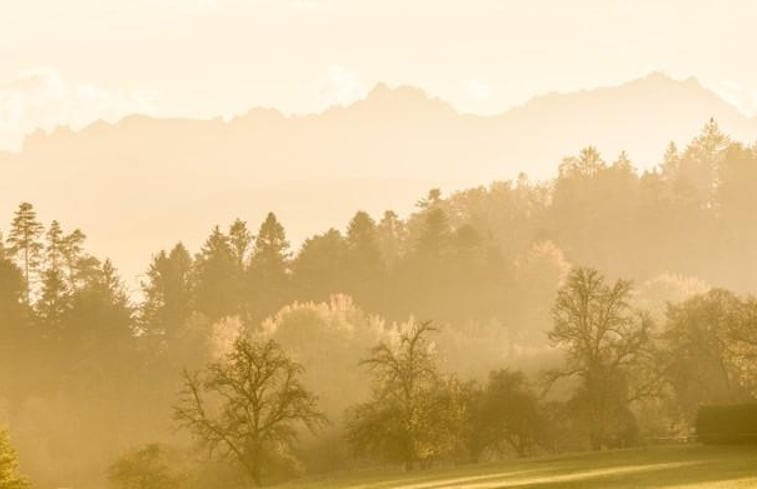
2, 119, 757, 488
3, 72, 756, 287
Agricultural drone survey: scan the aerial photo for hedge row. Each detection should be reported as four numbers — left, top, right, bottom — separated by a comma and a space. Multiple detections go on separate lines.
695, 403, 757, 444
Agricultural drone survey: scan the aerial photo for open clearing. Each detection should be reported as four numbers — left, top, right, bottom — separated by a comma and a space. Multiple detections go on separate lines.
280, 445, 757, 488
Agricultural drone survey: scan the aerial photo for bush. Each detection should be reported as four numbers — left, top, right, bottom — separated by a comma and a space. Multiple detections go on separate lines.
107, 444, 183, 489
696, 403, 757, 444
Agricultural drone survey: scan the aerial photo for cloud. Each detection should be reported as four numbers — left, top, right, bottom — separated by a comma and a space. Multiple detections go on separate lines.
0, 68, 157, 151
464, 80, 493, 101
317, 65, 366, 108
155, 0, 222, 11
291, 0, 327, 10
193, 0, 223, 11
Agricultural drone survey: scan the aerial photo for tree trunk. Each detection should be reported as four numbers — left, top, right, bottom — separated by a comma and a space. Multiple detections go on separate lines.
253, 470, 262, 487
589, 432, 603, 451
250, 457, 263, 487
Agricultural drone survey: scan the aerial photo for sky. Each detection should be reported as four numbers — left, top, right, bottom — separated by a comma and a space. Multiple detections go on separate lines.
2, 0, 757, 150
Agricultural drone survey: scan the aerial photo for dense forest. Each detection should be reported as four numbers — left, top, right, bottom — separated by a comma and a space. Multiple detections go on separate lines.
2, 119, 757, 488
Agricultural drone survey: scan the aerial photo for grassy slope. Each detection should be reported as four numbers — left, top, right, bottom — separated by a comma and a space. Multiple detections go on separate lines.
279, 445, 757, 489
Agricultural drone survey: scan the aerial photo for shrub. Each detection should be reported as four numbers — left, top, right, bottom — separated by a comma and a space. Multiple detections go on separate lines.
696, 403, 757, 444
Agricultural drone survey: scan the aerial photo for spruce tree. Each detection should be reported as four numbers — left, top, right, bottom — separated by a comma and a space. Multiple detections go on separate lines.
248, 213, 291, 323
250, 212, 290, 279
376, 210, 406, 269
291, 229, 347, 301
228, 218, 252, 270
415, 207, 450, 258
345, 211, 384, 308
194, 226, 238, 321
142, 243, 193, 340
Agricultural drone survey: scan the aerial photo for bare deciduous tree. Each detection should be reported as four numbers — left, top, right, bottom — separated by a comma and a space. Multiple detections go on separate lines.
546, 267, 659, 449
174, 336, 326, 487
347, 321, 465, 469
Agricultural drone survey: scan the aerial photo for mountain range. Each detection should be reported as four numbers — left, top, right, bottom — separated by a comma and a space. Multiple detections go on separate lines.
2, 72, 755, 289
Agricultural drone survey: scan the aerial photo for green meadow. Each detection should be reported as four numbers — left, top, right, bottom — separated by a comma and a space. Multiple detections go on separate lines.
280, 445, 757, 489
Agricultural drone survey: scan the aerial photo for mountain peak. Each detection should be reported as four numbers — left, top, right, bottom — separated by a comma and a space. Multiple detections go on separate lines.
626, 71, 703, 90
640, 70, 676, 82
235, 106, 286, 124
344, 83, 456, 115
365, 82, 429, 100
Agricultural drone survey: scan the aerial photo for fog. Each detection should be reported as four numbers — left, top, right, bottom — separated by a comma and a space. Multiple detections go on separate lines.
3, 116, 757, 487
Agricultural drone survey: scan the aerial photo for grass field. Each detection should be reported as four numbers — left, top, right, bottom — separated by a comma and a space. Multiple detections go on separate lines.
280, 445, 757, 488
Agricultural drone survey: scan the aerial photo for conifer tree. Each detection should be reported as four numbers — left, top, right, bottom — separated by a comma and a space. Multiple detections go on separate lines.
677, 118, 729, 208
345, 211, 384, 307
228, 219, 252, 270
194, 226, 238, 321
291, 229, 347, 301
6, 202, 44, 303
250, 212, 290, 279
376, 210, 406, 269
0, 249, 29, 400
0, 428, 29, 489
248, 213, 291, 323
61, 228, 89, 289
0, 231, 6, 261
346, 212, 382, 268
45, 220, 66, 269
37, 221, 71, 330
415, 207, 450, 258
142, 243, 193, 340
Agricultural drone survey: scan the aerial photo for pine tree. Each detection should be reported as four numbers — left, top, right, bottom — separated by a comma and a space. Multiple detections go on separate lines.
291, 229, 347, 301
228, 219, 252, 270
662, 141, 679, 174
0, 428, 29, 489
250, 212, 290, 279
248, 213, 291, 323
6, 202, 44, 303
345, 211, 385, 308
142, 243, 193, 340
376, 210, 406, 269
194, 226, 239, 321
61, 229, 97, 290
98, 259, 129, 308
346, 212, 383, 273
415, 207, 451, 258
45, 220, 65, 269
612, 151, 633, 172
37, 220, 71, 330
37, 269, 69, 334
677, 118, 730, 208
0, 231, 6, 261
62, 259, 136, 388
0, 252, 30, 401
559, 146, 605, 178
0, 240, 24, 314
415, 188, 442, 209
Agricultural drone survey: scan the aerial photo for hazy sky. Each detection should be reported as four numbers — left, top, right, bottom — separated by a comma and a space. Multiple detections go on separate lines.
2, 0, 757, 149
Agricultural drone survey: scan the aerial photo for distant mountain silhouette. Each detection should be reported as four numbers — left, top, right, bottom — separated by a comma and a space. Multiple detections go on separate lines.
2, 72, 755, 286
